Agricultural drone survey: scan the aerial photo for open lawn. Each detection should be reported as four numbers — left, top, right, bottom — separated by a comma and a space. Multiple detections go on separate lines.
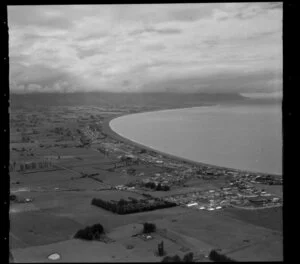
226, 239, 283, 261
11, 170, 77, 188
93, 190, 144, 202
10, 211, 83, 248
11, 238, 163, 262
223, 206, 283, 232
151, 209, 282, 258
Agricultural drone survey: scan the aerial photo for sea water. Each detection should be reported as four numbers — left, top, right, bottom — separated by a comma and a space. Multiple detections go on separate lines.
110, 103, 282, 175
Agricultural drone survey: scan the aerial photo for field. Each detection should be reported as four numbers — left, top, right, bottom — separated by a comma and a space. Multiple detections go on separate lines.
92, 190, 145, 202
223, 206, 283, 232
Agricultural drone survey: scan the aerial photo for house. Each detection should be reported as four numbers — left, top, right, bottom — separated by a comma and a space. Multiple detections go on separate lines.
187, 202, 198, 207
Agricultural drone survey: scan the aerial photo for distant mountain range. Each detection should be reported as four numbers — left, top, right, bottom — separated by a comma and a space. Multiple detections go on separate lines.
9, 91, 280, 110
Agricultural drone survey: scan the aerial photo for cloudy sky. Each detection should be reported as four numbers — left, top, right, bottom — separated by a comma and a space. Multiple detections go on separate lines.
8, 3, 282, 97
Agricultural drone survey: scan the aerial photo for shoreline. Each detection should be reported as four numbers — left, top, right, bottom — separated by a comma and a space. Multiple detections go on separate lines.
102, 108, 281, 177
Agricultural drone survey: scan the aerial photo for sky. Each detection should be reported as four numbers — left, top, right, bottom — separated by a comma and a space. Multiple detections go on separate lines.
8, 3, 282, 97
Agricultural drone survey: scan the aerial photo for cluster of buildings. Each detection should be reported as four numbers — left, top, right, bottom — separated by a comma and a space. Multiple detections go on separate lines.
163, 189, 226, 211
163, 184, 282, 211
79, 125, 100, 145
139, 172, 184, 188
81, 116, 283, 213
113, 185, 135, 191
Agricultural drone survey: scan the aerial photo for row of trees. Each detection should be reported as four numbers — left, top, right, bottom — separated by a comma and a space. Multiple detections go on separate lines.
15, 160, 53, 172
91, 197, 176, 214
143, 182, 170, 191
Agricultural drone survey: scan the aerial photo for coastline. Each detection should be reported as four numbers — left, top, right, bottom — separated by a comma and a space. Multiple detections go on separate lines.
102, 108, 281, 177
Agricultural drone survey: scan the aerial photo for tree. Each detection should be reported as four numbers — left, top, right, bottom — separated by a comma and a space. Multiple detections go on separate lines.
161, 256, 173, 262
74, 223, 104, 241
209, 249, 236, 262
118, 199, 128, 207
163, 185, 170, 191
143, 222, 156, 234
172, 255, 182, 262
145, 182, 156, 189
183, 252, 194, 262
156, 183, 162, 191
141, 149, 147, 153
158, 241, 165, 256
162, 255, 182, 262
162, 256, 172, 262
10, 194, 17, 201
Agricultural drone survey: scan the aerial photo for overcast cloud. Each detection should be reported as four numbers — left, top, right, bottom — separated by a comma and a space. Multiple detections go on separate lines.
8, 3, 282, 97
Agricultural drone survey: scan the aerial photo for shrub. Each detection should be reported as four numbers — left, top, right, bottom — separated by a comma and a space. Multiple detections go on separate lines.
74, 223, 104, 241
145, 182, 156, 189
209, 249, 236, 262
156, 183, 162, 191
162, 256, 172, 262
172, 255, 182, 262
10, 194, 17, 201
143, 222, 156, 234
163, 185, 170, 191
162, 255, 182, 262
183, 252, 194, 262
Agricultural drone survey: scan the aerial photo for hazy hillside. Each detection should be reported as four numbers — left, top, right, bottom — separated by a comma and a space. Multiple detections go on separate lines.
10, 92, 248, 110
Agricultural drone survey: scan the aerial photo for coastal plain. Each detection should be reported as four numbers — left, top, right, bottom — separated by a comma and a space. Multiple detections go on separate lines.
9, 93, 283, 262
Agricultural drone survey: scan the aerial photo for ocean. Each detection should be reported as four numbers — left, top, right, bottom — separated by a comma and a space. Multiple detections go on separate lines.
110, 103, 282, 175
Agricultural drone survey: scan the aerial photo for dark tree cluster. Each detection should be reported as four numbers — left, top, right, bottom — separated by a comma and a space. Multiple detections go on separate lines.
144, 182, 170, 191
91, 197, 176, 214
18, 160, 52, 172
22, 135, 30, 143
161, 252, 194, 262
143, 222, 156, 234
79, 135, 91, 146
10, 194, 17, 201
74, 224, 104, 241
53, 127, 65, 135
208, 250, 236, 262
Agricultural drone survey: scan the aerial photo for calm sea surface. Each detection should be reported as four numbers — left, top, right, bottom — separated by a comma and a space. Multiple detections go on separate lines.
110, 104, 282, 175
